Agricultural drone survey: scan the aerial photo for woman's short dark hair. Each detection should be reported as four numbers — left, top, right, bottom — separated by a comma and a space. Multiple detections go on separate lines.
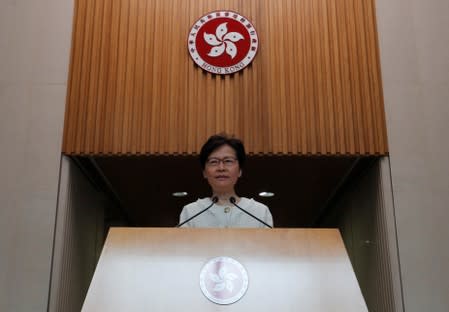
199, 133, 246, 169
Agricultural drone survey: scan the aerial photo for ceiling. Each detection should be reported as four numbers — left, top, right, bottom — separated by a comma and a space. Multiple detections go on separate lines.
79, 155, 374, 228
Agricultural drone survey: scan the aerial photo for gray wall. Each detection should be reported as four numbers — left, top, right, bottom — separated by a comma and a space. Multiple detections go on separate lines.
376, 0, 449, 311
0, 1, 73, 311
325, 158, 403, 312
48, 156, 106, 312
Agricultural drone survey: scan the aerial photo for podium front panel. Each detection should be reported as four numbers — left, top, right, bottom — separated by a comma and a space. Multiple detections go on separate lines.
82, 228, 367, 311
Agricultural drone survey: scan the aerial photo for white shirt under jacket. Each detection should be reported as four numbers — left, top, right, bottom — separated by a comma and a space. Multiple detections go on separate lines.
179, 197, 273, 228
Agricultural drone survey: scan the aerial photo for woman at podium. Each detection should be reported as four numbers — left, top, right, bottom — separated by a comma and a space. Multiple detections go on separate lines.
179, 133, 273, 228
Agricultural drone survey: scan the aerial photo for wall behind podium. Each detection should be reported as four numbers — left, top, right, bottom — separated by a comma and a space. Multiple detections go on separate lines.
322, 158, 403, 311
48, 157, 107, 312
62, 0, 388, 156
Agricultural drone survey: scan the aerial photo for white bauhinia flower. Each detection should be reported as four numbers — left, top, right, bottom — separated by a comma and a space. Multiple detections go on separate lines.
204, 22, 244, 59
204, 33, 221, 46
225, 42, 237, 59
209, 267, 239, 293
216, 23, 228, 41
208, 44, 226, 57
213, 281, 226, 292
223, 32, 244, 42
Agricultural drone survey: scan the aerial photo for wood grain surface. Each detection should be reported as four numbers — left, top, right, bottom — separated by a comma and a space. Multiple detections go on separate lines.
63, 0, 387, 156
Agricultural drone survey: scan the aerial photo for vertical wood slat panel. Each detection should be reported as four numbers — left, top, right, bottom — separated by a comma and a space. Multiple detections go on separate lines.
94, 0, 112, 154
321, 0, 335, 154
66, 0, 86, 154
285, 0, 298, 154
103, 0, 120, 153
327, 0, 343, 153
354, 0, 373, 154
296, 0, 308, 153
123, 0, 138, 154
131, 0, 146, 154
140, 0, 152, 153
338, 0, 356, 154
346, 0, 364, 154
63, 0, 388, 156
366, 0, 388, 154
76, 0, 95, 154
62, 0, 80, 154
313, 0, 326, 153
86, 0, 104, 154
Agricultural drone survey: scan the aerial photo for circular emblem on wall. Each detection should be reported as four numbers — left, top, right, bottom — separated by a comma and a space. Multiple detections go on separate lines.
188, 11, 259, 75
199, 256, 249, 305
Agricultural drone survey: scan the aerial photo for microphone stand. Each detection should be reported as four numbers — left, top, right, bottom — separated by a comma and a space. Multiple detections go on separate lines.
176, 197, 218, 227
229, 197, 273, 228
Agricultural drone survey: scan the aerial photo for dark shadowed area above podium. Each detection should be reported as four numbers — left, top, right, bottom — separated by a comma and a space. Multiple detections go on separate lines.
73, 156, 376, 227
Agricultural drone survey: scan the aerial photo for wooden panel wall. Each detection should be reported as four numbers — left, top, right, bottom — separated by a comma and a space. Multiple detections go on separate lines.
63, 0, 388, 156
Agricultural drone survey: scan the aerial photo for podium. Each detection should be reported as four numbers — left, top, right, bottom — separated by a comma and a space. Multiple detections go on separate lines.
82, 228, 368, 311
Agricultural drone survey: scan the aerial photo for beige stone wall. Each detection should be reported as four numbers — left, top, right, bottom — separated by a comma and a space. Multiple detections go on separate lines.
376, 0, 449, 311
0, 1, 74, 311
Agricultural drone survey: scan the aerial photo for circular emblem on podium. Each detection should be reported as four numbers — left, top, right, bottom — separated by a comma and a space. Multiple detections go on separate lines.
199, 256, 249, 305
187, 11, 259, 75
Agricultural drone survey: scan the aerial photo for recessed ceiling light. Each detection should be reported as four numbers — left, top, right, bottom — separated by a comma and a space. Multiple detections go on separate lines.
172, 191, 188, 197
258, 191, 275, 197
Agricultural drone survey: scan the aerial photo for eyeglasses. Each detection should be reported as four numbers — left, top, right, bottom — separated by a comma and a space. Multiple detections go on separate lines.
206, 157, 238, 167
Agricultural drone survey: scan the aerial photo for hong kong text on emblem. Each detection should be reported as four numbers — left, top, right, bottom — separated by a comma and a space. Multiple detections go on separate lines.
199, 256, 249, 305
187, 11, 259, 75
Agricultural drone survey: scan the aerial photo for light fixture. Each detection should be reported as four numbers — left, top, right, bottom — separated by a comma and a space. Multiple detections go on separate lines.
258, 191, 275, 197
172, 191, 188, 197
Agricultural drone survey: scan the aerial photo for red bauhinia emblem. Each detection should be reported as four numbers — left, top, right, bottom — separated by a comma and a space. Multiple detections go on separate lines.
188, 11, 259, 75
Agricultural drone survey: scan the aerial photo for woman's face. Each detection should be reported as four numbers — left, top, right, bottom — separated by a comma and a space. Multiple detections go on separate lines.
203, 144, 241, 194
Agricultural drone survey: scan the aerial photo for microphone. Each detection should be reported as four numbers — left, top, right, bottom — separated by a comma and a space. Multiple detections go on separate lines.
176, 196, 218, 227
229, 197, 273, 228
